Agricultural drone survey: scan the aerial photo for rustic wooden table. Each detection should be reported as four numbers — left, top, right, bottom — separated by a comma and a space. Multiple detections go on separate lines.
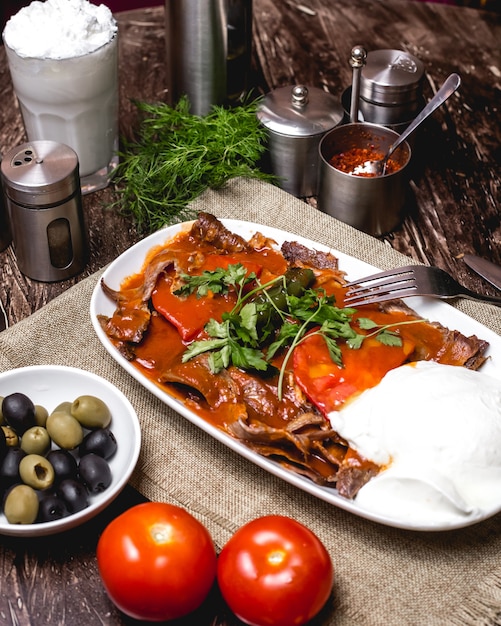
0, 1, 500, 624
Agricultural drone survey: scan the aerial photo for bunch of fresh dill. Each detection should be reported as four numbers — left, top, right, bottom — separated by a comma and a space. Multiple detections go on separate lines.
112, 97, 275, 233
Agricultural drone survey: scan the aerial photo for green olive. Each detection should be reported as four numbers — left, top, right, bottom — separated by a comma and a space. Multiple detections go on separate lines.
34, 405, 49, 427
46, 411, 83, 450
71, 396, 111, 429
21, 426, 51, 456
285, 267, 315, 296
1, 425, 19, 447
19, 454, 55, 490
4, 484, 39, 524
51, 401, 72, 416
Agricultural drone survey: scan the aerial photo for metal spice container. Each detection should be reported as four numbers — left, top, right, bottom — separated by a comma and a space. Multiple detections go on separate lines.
257, 85, 343, 197
0, 140, 88, 282
0, 160, 11, 252
359, 49, 425, 125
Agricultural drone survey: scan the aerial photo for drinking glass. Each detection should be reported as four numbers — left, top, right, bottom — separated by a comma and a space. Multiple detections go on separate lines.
3, 33, 119, 195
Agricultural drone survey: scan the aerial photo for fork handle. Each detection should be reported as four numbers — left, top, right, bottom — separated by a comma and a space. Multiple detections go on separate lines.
460, 290, 501, 307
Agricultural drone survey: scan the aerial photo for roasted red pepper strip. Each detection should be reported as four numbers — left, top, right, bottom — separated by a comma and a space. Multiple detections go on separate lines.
293, 328, 415, 415
152, 256, 262, 341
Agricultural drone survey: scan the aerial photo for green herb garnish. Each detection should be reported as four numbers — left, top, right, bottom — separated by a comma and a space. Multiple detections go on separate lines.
113, 97, 275, 232
178, 264, 423, 398
175, 264, 254, 298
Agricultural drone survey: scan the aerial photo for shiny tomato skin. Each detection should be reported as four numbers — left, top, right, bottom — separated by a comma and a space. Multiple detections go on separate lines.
217, 515, 334, 626
96, 502, 217, 622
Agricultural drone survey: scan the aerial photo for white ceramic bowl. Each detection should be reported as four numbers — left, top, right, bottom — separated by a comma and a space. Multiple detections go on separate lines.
0, 365, 141, 537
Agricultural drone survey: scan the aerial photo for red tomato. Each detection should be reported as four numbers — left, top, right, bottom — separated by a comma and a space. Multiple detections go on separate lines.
217, 515, 334, 626
96, 502, 217, 622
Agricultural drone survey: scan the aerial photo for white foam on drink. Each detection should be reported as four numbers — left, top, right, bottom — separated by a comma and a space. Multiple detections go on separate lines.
3, 0, 117, 59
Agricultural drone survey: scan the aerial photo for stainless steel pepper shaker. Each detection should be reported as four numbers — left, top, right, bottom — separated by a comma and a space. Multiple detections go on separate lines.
349, 45, 367, 123
165, 0, 227, 116
1, 140, 88, 282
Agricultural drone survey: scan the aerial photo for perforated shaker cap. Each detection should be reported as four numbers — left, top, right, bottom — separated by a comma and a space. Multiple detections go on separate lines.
360, 49, 425, 105
1, 140, 80, 207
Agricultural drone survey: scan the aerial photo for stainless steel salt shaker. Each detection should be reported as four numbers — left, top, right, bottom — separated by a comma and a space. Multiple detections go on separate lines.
359, 49, 425, 125
1, 140, 88, 282
342, 49, 425, 132
0, 159, 11, 252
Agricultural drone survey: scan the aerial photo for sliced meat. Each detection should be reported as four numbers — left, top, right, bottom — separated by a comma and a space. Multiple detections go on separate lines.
160, 355, 240, 410
229, 412, 376, 496
226, 367, 313, 425
98, 212, 491, 501
281, 240, 342, 271
190, 212, 251, 252
98, 248, 185, 344
229, 413, 342, 475
434, 328, 489, 370
336, 466, 378, 499
377, 299, 489, 369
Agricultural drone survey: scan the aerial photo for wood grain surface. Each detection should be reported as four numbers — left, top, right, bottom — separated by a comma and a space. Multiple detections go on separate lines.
0, 1, 500, 624
1, 0, 500, 335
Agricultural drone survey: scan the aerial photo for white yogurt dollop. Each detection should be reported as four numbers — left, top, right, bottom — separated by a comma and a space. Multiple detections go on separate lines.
3, 0, 117, 59
328, 361, 501, 525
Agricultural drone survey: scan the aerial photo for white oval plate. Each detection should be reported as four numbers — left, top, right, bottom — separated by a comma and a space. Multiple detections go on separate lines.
0, 365, 141, 536
90, 219, 501, 531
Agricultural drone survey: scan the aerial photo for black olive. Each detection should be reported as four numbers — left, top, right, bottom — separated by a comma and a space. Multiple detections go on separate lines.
78, 454, 112, 494
79, 428, 117, 460
0, 447, 27, 491
37, 492, 70, 522
57, 478, 89, 513
2, 393, 37, 435
47, 449, 78, 483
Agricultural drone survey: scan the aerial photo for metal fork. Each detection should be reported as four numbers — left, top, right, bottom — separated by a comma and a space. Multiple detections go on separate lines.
343, 265, 501, 307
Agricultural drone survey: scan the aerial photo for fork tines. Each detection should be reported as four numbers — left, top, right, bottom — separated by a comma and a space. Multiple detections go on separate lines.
343, 266, 419, 306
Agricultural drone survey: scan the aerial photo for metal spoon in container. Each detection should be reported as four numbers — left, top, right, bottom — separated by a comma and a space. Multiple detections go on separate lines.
354, 73, 461, 176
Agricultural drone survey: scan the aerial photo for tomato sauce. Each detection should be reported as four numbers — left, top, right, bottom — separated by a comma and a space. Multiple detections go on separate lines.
113, 227, 454, 422
101, 217, 484, 492
329, 146, 401, 177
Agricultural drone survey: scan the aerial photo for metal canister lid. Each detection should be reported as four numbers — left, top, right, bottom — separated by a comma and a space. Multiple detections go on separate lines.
1, 140, 79, 207
360, 49, 425, 106
257, 85, 343, 138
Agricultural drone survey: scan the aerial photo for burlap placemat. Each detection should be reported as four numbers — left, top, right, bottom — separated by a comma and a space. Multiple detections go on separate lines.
1, 178, 501, 625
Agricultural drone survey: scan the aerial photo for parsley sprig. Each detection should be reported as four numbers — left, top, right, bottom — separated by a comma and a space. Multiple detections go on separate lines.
175, 264, 251, 299
177, 264, 418, 398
